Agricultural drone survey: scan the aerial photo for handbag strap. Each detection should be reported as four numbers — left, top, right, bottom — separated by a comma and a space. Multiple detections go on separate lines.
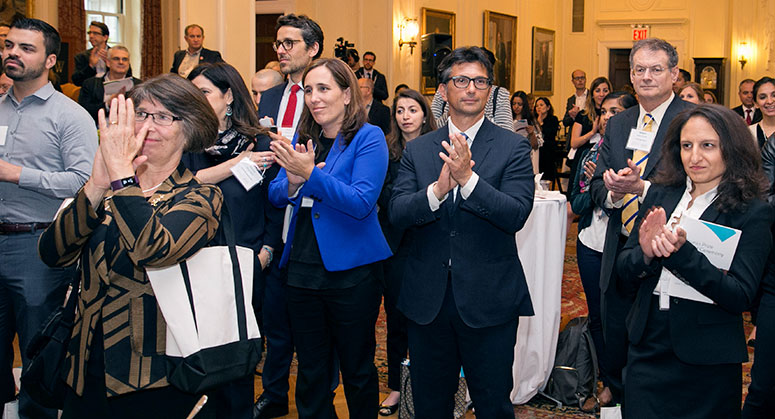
179, 199, 250, 340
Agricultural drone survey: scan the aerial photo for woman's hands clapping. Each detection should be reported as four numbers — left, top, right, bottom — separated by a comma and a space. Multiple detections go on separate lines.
269, 132, 325, 196
638, 207, 687, 264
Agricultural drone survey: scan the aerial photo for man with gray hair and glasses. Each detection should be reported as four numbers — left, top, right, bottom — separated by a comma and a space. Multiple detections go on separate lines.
589, 37, 694, 409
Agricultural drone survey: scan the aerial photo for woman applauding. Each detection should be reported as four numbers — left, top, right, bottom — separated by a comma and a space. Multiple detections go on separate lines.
616, 105, 771, 419
268, 58, 391, 418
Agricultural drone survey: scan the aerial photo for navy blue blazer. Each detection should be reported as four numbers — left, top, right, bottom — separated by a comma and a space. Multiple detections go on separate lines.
257, 82, 286, 123
389, 118, 535, 329
617, 183, 772, 365
170, 48, 223, 74
268, 123, 392, 271
589, 96, 695, 294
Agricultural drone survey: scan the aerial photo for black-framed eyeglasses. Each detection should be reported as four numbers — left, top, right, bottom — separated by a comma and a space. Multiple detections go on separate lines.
447, 75, 491, 90
136, 111, 181, 126
273, 39, 304, 52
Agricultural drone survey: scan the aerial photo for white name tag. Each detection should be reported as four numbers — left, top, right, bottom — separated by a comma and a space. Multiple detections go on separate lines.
625, 128, 656, 152
278, 127, 295, 142
0, 126, 7, 146
229, 157, 264, 191
301, 197, 314, 208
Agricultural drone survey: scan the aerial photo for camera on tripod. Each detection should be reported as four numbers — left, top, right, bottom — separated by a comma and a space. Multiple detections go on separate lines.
334, 37, 355, 61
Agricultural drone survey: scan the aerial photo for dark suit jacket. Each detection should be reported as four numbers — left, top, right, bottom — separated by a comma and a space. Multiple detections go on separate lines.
562, 94, 578, 129
617, 183, 772, 365
170, 48, 223, 74
367, 100, 391, 135
590, 96, 695, 294
355, 68, 388, 102
389, 119, 535, 328
732, 105, 762, 125
78, 75, 142, 124
257, 82, 286, 123
71, 47, 134, 86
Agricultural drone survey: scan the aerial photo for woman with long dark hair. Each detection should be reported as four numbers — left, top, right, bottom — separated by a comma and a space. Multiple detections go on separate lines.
377, 88, 436, 415
185, 62, 284, 417
617, 105, 770, 418
533, 97, 559, 180
268, 58, 391, 418
568, 77, 611, 190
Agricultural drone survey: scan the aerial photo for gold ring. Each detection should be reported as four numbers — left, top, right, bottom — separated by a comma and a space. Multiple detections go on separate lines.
110, 121, 118, 125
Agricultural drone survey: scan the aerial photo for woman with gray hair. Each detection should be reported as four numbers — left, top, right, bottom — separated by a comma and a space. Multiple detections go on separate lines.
39, 74, 223, 418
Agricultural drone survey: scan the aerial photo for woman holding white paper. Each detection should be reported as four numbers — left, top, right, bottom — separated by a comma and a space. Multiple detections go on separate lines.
616, 104, 771, 419
184, 62, 284, 418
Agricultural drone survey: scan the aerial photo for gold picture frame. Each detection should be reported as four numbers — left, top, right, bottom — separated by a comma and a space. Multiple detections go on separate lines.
531, 27, 555, 96
483, 11, 517, 92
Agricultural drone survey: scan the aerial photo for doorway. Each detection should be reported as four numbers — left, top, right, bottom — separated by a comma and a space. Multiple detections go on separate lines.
608, 49, 632, 91
256, 14, 282, 70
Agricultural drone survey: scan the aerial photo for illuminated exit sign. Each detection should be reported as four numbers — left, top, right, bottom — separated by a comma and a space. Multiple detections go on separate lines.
632, 25, 650, 41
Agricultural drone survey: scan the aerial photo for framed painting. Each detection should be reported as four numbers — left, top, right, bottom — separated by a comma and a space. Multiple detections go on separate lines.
420, 8, 455, 95
531, 27, 555, 96
483, 11, 516, 91
1, 0, 29, 25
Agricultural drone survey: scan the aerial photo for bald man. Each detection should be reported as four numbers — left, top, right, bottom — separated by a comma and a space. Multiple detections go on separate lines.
251, 68, 284, 108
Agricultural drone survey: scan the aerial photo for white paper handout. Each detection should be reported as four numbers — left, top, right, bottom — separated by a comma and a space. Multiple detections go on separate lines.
102, 77, 136, 104
661, 216, 742, 305
230, 157, 264, 191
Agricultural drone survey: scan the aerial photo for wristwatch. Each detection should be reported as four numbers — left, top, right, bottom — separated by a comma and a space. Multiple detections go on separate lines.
110, 176, 139, 191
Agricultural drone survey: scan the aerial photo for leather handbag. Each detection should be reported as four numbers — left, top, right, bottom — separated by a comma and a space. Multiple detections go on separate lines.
21, 273, 79, 409
145, 203, 262, 394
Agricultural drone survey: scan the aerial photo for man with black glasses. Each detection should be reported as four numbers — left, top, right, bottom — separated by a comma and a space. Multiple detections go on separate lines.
390, 46, 534, 418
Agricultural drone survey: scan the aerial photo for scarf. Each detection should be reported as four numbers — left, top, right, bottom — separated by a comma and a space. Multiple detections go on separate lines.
205, 127, 253, 157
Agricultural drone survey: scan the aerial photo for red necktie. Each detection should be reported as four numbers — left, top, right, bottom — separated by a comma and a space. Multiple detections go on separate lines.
281, 84, 301, 128
746, 109, 752, 125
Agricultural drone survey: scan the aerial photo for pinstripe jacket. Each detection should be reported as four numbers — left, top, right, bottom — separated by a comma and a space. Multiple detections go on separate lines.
38, 164, 222, 397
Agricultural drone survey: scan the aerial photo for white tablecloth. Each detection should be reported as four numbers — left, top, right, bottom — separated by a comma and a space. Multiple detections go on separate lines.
510, 191, 567, 404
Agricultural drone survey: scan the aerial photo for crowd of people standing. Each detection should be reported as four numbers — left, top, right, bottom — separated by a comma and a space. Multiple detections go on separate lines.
1, 11, 775, 419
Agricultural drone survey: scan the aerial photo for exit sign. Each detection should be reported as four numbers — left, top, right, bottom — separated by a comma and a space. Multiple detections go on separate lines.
633, 26, 650, 41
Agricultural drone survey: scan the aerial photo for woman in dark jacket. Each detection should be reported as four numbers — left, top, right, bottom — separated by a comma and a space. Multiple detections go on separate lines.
376, 88, 436, 415
617, 105, 771, 419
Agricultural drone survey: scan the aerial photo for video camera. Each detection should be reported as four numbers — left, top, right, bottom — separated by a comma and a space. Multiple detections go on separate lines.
334, 37, 355, 61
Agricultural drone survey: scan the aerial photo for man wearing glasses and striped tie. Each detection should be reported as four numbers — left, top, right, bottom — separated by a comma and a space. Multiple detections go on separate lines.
589, 37, 694, 410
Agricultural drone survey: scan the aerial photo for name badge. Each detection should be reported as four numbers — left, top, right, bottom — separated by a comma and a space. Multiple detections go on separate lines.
301, 197, 314, 208
0, 126, 7, 146
229, 157, 264, 191
278, 127, 295, 142
625, 128, 656, 152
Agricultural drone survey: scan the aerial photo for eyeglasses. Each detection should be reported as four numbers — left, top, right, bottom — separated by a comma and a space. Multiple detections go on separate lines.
136, 111, 181, 126
631, 65, 669, 77
447, 75, 491, 90
273, 39, 303, 52
87, 30, 104, 36
572, 76, 586, 81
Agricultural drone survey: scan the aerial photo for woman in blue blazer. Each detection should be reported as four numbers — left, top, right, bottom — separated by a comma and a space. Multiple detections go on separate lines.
617, 105, 771, 419
268, 58, 391, 419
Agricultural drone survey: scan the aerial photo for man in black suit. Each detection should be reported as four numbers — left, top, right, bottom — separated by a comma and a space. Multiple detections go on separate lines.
170, 24, 223, 78
77, 46, 141, 124
358, 77, 390, 135
254, 14, 325, 419
732, 78, 762, 125
72, 21, 111, 86
589, 37, 694, 406
389, 47, 534, 418
562, 69, 587, 131
355, 51, 388, 102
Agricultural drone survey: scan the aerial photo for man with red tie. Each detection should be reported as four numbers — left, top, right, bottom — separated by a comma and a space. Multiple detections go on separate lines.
255, 13, 325, 419
732, 78, 762, 125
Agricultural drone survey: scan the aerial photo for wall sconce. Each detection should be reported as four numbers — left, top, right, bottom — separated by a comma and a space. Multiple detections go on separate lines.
739, 42, 749, 69
399, 18, 419, 54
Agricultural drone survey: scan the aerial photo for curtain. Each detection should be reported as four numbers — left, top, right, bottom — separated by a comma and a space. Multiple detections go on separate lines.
141, 0, 163, 78
57, 0, 86, 84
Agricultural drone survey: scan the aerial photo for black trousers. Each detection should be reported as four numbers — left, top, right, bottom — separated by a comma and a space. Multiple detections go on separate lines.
743, 288, 775, 418
381, 256, 408, 391
286, 276, 381, 419
407, 281, 518, 419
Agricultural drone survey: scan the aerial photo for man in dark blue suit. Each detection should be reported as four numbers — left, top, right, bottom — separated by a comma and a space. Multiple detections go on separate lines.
589, 37, 694, 407
390, 47, 534, 418
170, 24, 223, 78
254, 13, 324, 419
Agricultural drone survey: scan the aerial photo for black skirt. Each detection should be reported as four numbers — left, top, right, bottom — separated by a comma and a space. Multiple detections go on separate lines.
625, 294, 741, 419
